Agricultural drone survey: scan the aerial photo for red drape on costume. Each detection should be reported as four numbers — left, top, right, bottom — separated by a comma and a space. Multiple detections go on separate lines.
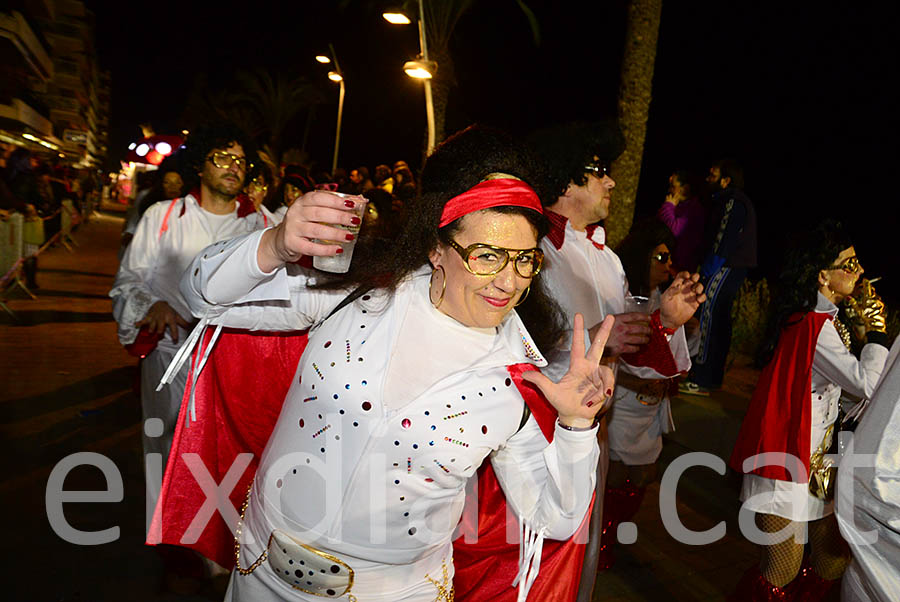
147, 327, 308, 568
729, 311, 830, 482
620, 310, 681, 377
453, 363, 592, 602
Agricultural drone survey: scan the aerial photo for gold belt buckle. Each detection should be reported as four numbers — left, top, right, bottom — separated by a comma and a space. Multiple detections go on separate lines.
637, 380, 667, 406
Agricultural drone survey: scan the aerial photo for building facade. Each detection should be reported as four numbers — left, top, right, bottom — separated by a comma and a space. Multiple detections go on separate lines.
1, 0, 109, 169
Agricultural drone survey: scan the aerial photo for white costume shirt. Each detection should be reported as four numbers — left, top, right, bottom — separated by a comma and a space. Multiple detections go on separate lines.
110, 193, 267, 350
606, 290, 677, 465
109, 194, 267, 508
260, 205, 282, 226
180, 229, 600, 601
838, 337, 900, 601
538, 216, 690, 391
741, 293, 888, 521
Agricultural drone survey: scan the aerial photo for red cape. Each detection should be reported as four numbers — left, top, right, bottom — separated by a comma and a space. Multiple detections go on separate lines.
729, 311, 830, 482
147, 327, 308, 567
453, 363, 592, 602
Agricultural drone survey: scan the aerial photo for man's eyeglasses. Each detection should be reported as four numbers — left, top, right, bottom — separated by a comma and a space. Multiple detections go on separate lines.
584, 161, 611, 179
447, 239, 544, 278
652, 251, 671, 264
208, 151, 252, 172
828, 256, 861, 274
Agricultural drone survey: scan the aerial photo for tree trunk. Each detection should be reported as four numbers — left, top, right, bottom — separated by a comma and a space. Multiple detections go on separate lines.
430, 47, 453, 147
418, 45, 453, 167
607, 0, 663, 247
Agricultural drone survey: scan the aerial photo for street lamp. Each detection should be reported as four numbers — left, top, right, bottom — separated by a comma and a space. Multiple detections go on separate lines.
382, 11, 411, 25
318, 44, 345, 176
403, 60, 435, 79
383, 1, 436, 155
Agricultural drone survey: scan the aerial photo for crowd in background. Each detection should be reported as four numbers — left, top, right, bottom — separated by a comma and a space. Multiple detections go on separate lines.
117, 149, 418, 273
0, 143, 101, 289
6, 120, 896, 600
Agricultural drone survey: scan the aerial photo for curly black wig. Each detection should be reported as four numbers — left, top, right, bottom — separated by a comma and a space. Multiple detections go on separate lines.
756, 219, 853, 366
317, 124, 568, 354
184, 122, 256, 180
527, 120, 625, 203
615, 218, 676, 297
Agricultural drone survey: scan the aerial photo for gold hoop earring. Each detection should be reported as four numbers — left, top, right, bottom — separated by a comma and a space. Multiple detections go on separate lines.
515, 285, 531, 307
430, 266, 446, 308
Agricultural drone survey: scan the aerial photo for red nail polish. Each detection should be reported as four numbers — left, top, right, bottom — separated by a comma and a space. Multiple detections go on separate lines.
345, 233, 355, 241
606, 388, 613, 397
586, 401, 594, 407
350, 217, 361, 225
335, 248, 344, 254
344, 200, 355, 208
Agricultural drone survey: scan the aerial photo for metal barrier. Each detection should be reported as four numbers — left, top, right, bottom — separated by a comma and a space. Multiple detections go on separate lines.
1, 213, 28, 317
0, 211, 65, 318
60, 199, 80, 252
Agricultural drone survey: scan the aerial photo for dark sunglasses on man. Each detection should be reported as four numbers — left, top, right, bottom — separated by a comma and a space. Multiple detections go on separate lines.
584, 161, 611, 179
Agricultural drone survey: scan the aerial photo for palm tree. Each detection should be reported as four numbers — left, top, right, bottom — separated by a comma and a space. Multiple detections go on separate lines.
180, 70, 326, 169
230, 70, 326, 167
606, 0, 663, 247
423, 0, 539, 146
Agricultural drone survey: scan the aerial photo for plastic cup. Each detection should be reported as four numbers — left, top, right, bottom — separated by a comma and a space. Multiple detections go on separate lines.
624, 294, 651, 314
312, 192, 368, 273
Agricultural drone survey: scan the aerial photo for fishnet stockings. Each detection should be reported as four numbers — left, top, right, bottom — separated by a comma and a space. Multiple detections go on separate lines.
757, 514, 803, 588
808, 515, 849, 580
755, 513, 849, 587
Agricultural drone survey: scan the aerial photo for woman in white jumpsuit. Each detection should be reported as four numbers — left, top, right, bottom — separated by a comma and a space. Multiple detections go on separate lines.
179, 126, 622, 601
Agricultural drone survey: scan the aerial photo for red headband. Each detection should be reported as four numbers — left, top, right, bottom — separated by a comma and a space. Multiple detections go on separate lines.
439, 178, 543, 227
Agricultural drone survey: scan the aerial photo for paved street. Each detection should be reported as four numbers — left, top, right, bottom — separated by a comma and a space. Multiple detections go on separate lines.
1, 212, 760, 601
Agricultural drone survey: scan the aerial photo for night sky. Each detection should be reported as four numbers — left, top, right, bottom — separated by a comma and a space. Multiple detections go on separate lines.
88, 0, 898, 303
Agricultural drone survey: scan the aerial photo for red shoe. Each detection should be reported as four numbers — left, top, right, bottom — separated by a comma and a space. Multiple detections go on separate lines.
597, 482, 646, 571
728, 565, 791, 602
786, 561, 840, 601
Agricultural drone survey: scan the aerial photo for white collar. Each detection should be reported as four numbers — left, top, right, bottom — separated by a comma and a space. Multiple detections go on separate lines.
815, 291, 840, 318
407, 269, 548, 368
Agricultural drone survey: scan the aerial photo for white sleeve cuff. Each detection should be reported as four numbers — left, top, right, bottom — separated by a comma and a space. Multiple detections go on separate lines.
201, 229, 292, 304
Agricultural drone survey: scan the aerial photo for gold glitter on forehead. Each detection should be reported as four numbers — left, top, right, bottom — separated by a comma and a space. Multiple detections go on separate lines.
456, 212, 538, 249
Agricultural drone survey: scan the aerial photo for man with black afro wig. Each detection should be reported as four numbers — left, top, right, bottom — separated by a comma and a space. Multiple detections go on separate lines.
528, 120, 706, 581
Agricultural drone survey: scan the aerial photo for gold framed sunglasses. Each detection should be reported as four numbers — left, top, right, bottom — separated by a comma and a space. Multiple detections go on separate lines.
208, 151, 253, 172
447, 239, 544, 278
828, 256, 861, 274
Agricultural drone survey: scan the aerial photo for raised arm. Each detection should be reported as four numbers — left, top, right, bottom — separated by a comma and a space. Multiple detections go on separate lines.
257, 190, 364, 272
488, 315, 614, 542
180, 191, 366, 331
814, 322, 888, 399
